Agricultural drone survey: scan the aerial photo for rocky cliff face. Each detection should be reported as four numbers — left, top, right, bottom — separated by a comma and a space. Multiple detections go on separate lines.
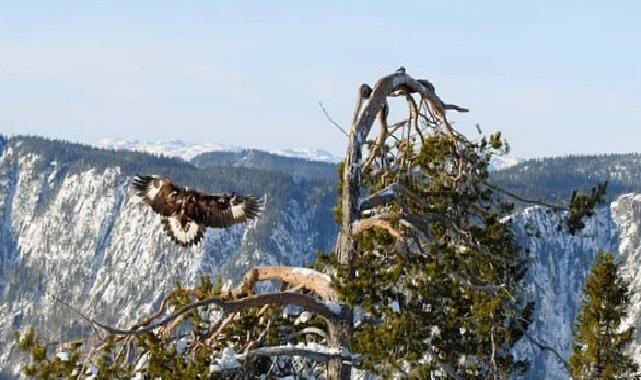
0, 138, 337, 376
2, 136, 641, 379
611, 194, 641, 368
513, 194, 641, 379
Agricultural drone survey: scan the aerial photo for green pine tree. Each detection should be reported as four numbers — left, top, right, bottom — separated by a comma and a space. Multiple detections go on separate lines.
329, 130, 533, 378
569, 251, 637, 379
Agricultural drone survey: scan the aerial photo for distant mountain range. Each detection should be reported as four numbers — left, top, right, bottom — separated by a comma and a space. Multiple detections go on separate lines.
94, 138, 342, 163
95, 138, 525, 170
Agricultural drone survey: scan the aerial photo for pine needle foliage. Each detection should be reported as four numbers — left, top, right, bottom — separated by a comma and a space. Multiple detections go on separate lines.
569, 251, 638, 379
331, 129, 534, 378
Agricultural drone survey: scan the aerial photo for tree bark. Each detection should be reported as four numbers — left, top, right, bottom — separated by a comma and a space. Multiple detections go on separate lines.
332, 71, 468, 379
327, 306, 353, 380
90, 292, 344, 336
236, 266, 336, 301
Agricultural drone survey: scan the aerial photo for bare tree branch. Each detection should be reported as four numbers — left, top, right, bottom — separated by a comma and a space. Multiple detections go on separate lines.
48, 293, 103, 339
352, 217, 405, 242
206, 312, 236, 346
238, 344, 357, 363
523, 330, 569, 370
236, 266, 336, 301
90, 292, 345, 336
351, 84, 373, 126
359, 183, 399, 211
405, 93, 425, 145
319, 101, 348, 137
483, 181, 566, 211
339, 70, 468, 262
448, 272, 507, 293
287, 327, 329, 341
363, 101, 389, 172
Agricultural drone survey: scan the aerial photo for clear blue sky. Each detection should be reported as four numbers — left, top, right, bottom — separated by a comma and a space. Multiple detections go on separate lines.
1, 1, 639, 158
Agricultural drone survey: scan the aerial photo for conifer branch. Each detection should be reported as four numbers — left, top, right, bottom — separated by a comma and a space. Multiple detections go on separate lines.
424, 347, 463, 380
242, 317, 272, 354
448, 272, 507, 293
48, 293, 103, 340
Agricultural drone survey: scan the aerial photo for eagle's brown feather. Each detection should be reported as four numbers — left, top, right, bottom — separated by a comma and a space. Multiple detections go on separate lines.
132, 175, 263, 247
131, 175, 182, 216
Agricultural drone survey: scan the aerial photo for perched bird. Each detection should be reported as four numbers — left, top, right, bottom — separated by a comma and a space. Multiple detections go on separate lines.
131, 175, 262, 247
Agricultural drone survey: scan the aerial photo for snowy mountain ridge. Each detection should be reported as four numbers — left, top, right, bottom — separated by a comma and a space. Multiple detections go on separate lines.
488, 154, 524, 171
94, 138, 341, 163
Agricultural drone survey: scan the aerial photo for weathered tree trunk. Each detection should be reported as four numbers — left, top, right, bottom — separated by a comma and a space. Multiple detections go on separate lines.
330, 83, 372, 379
330, 71, 467, 379
327, 306, 353, 379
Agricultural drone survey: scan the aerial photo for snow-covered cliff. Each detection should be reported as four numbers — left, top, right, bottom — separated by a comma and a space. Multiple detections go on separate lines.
2, 135, 641, 379
0, 138, 337, 376
513, 194, 641, 379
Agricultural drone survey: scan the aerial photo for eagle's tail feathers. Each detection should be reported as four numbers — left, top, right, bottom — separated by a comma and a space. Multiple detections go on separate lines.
161, 217, 204, 247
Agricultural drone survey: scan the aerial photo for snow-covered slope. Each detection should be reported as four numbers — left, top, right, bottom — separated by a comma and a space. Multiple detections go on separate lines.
0, 138, 337, 376
94, 138, 235, 160
488, 155, 524, 171
612, 194, 641, 364
513, 194, 641, 379
94, 138, 341, 163
268, 148, 340, 163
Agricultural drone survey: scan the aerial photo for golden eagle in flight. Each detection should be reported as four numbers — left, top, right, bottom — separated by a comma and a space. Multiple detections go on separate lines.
132, 175, 262, 247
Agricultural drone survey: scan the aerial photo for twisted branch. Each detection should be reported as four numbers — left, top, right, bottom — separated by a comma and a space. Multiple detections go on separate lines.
89, 292, 344, 336
235, 266, 336, 301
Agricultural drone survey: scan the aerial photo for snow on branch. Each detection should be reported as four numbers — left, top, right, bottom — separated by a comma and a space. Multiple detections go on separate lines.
358, 183, 399, 211
238, 343, 359, 364
235, 266, 336, 301
74, 292, 346, 336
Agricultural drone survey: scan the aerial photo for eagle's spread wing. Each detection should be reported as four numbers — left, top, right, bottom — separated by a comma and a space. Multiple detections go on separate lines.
196, 194, 262, 228
162, 215, 204, 247
132, 174, 263, 247
131, 175, 181, 216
